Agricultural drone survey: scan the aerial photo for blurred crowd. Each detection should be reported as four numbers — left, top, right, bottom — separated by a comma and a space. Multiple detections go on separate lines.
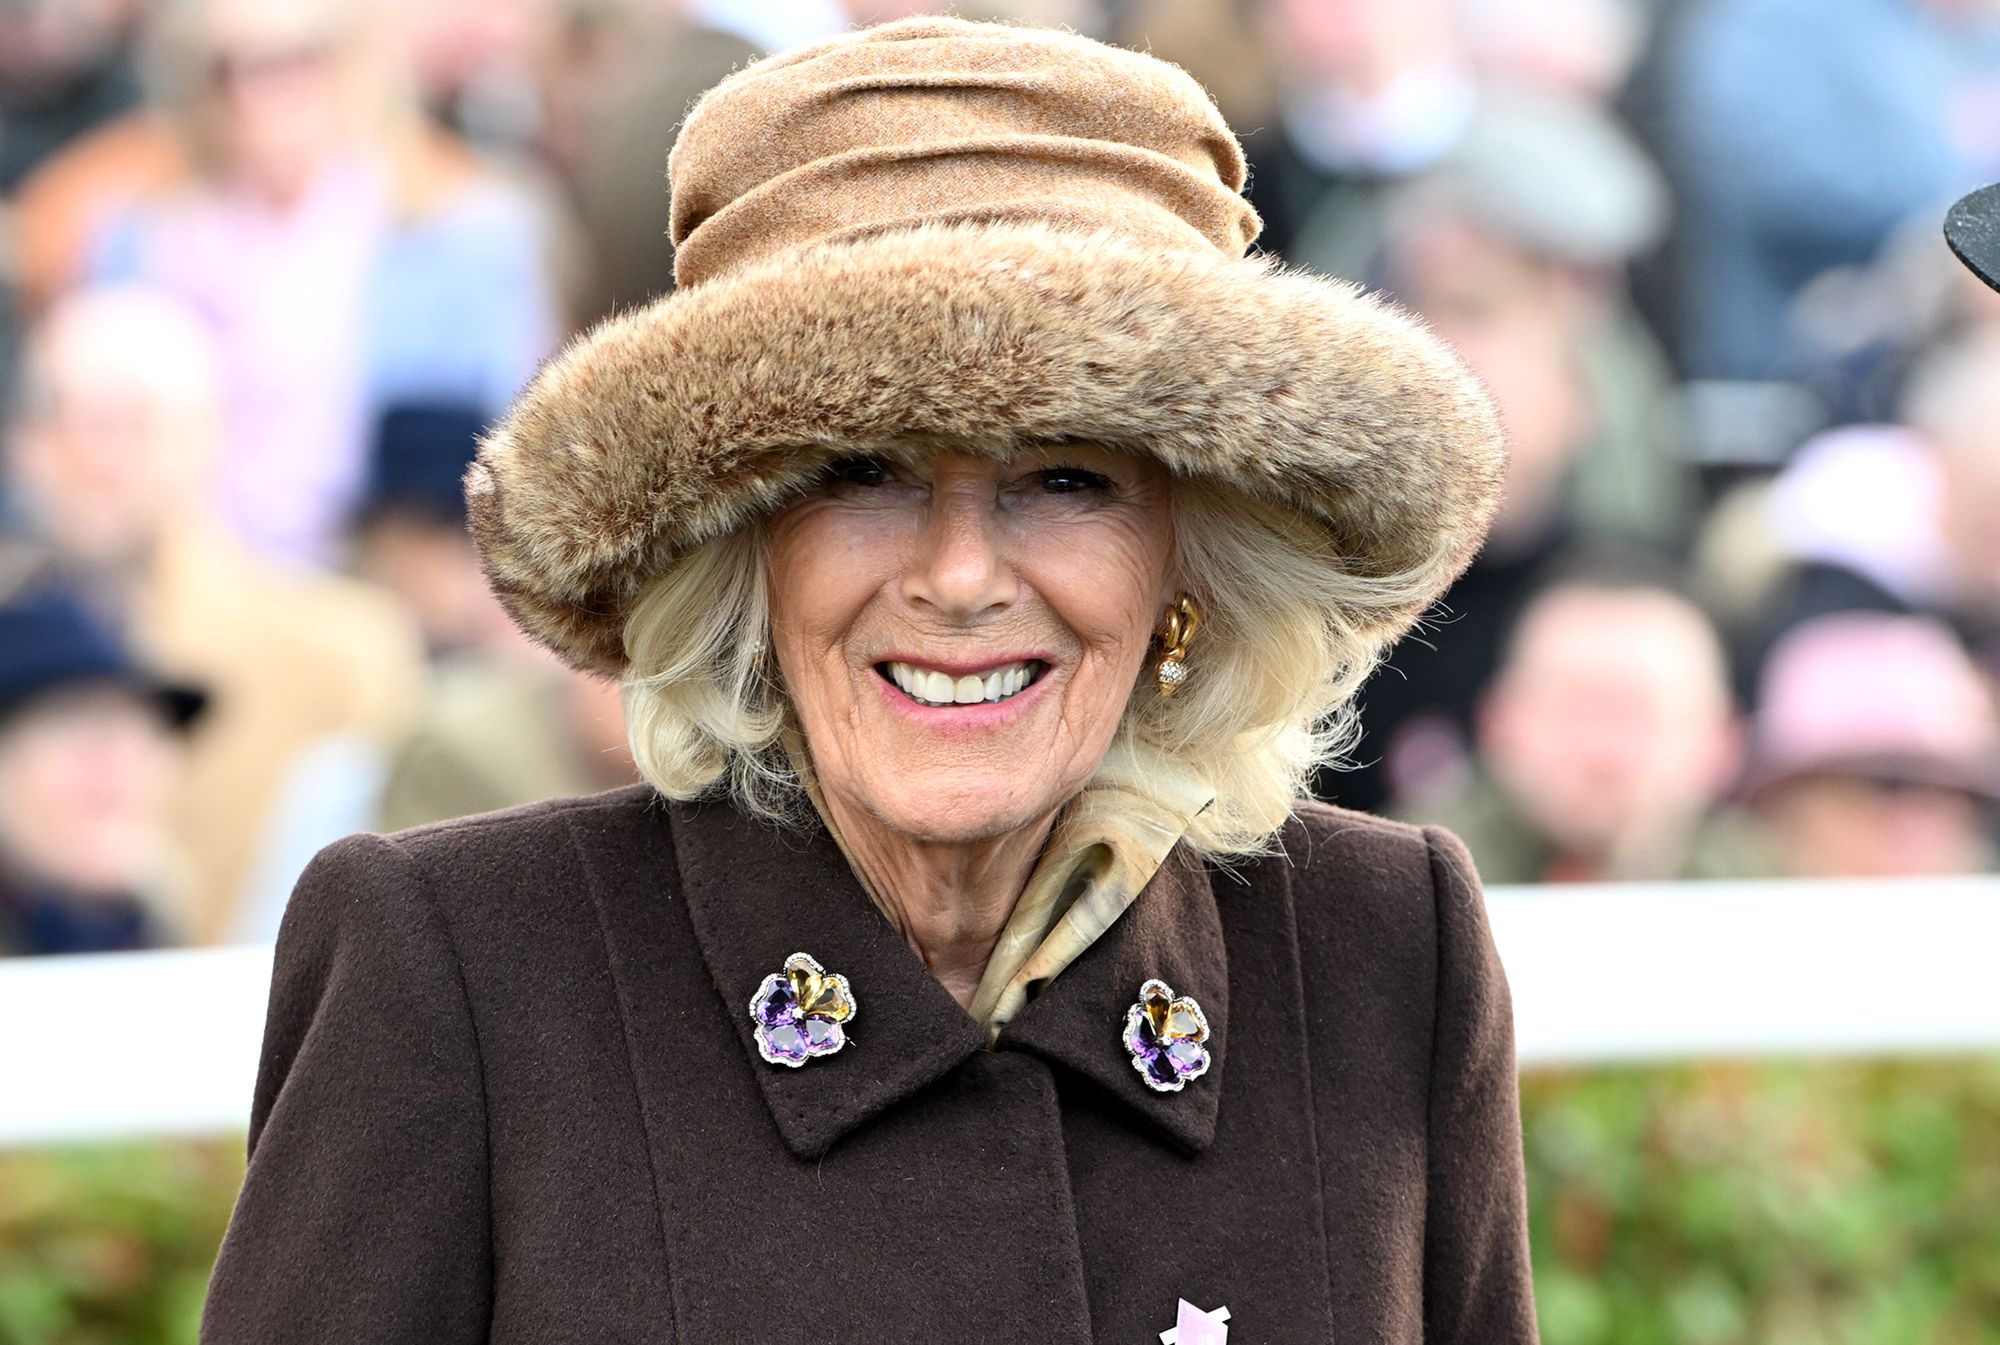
0, 0, 1997, 957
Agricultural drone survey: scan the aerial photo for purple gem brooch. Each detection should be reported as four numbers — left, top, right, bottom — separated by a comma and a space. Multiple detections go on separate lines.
1124, 978, 1212, 1093
750, 952, 856, 1067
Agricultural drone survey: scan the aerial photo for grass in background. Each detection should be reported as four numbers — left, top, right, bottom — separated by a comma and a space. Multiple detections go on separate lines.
3, 1060, 1999, 1343
1523, 1059, 2000, 1345
0, 1142, 240, 1345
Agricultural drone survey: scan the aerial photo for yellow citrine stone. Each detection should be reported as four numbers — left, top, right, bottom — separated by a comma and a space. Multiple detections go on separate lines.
787, 954, 855, 1023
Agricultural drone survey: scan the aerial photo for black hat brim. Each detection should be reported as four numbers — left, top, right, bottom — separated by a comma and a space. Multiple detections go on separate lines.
1945, 182, 2000, 293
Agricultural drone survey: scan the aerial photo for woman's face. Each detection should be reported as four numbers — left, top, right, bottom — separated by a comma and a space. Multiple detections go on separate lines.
765, 445, 1175, 848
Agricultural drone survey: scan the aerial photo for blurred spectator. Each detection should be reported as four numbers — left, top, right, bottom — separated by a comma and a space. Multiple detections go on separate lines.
681, 0, 847, 53
0, 0, 150, 419
1405, 574, 1775, 883
80, 0, 565, 565
344, 382, 638, 830
1328, 91, 1687, 812
1698, 328, 2000, 696
1744, 613, 1999, 877
1905, 328, 2000, 665
1246, 0, 1478, 273
348, 403, 514, 657
407, 0, 560, 163
349, 397, 640, 830
0, 0, 144, 193
0, 580, 203, 957
6, 285, 425, 943
1786, 207, 2000, 428
1377, 85, 1685, 546
1460, 0, 1645, 98
377, 656, 635, 831
1654, 0, 2000, 383
571, 10, 759, 322
5, 99, 185, 327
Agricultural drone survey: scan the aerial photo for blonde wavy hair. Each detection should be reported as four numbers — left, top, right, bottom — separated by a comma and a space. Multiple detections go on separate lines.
621, 471, 1432, 859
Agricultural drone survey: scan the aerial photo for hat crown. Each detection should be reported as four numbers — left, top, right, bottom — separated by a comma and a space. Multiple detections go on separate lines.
666, 16, 1261, 289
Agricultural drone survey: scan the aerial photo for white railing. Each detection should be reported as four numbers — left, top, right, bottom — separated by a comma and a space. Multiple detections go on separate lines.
4, 877, 1999, 1147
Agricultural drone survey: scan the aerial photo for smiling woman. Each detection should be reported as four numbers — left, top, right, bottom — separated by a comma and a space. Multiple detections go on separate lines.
199, 16, 1533, 1345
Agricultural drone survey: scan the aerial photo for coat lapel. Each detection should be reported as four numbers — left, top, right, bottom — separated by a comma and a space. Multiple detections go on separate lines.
660, 796, 1228, 1158
997, 845, 1227, 1154
665, 798, 990, 1159
572, 790, 1098, 1340
565, 787, 1334, 1342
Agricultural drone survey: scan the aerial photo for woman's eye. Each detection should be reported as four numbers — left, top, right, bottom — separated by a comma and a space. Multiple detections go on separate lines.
1035, 466, 1112, 494
823, 455, 893, 488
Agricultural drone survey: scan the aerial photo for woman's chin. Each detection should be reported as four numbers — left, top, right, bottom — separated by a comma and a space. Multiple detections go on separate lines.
853, 775, 1065, 848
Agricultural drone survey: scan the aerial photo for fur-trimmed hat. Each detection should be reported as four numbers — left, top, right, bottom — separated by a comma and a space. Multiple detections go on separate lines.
469, 16, 1504, 675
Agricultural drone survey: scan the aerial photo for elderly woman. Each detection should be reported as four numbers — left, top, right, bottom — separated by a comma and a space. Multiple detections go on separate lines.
200, 18, 1533, 1344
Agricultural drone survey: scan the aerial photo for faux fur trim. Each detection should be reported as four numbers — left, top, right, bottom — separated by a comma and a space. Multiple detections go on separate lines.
468, 221, 1504, 674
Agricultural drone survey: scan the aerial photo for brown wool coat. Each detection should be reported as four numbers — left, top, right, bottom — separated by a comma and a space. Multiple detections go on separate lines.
198, 785, 1539, 1343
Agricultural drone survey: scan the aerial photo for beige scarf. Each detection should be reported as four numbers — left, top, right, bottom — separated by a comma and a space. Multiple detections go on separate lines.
792, 732, 1214, 1031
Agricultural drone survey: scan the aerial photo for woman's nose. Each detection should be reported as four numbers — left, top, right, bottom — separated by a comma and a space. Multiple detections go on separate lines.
899, 481, 1018, 618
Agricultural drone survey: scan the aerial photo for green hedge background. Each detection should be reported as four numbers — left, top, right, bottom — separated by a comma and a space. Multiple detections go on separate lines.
4, 1058, 1999, 1344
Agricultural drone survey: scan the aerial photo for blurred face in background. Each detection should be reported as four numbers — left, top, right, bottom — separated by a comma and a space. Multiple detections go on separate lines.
408, 0, 549, 102
1458, 0, 1640, 97
349, 509, 515, 656
1755, 775, 1991, 879
1480, 586, 1740, 871
185, 0, 364, 198
1906, 331, 2000, 621
1389, 216, 1594, 544
11, 289, 222, 568
1265, 0, 1460, 93
0, 0, 131, 95
0, 687, 180, 896
1934, 440, 2000, 623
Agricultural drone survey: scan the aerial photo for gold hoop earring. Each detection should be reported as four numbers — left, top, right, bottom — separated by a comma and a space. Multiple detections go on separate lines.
1154, 594, 1201, 696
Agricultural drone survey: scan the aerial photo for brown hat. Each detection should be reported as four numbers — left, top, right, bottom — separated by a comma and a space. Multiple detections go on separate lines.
469, 16, 1504, 675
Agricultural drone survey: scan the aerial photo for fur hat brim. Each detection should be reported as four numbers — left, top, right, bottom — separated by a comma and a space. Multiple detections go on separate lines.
468, 221, 1505, 675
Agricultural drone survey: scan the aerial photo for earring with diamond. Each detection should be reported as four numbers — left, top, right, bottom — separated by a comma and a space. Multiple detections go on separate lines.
1154, 594, 1202, 696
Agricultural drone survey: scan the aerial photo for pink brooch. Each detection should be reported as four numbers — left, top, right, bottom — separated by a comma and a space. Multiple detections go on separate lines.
750, 952, 856, 1067
1123, 978, 1211, 1093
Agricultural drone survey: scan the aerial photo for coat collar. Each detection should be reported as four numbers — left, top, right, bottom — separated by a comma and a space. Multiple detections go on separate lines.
995, 843, 1226, 1154
664, 798, 1227, 1160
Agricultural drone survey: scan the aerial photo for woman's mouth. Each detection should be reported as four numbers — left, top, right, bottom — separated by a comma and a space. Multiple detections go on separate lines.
879, 659, 1047, 707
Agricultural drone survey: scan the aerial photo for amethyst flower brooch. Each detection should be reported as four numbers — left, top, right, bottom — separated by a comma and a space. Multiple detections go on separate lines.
751, 952, 856, 1067
1124, 978, 1211, 1093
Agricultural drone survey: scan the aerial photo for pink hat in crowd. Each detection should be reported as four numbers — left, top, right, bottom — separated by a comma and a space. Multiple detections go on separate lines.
1746, 612, 2000, 801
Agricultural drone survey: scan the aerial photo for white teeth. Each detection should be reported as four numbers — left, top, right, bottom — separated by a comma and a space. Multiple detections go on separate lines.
885, 660, 1040, 707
